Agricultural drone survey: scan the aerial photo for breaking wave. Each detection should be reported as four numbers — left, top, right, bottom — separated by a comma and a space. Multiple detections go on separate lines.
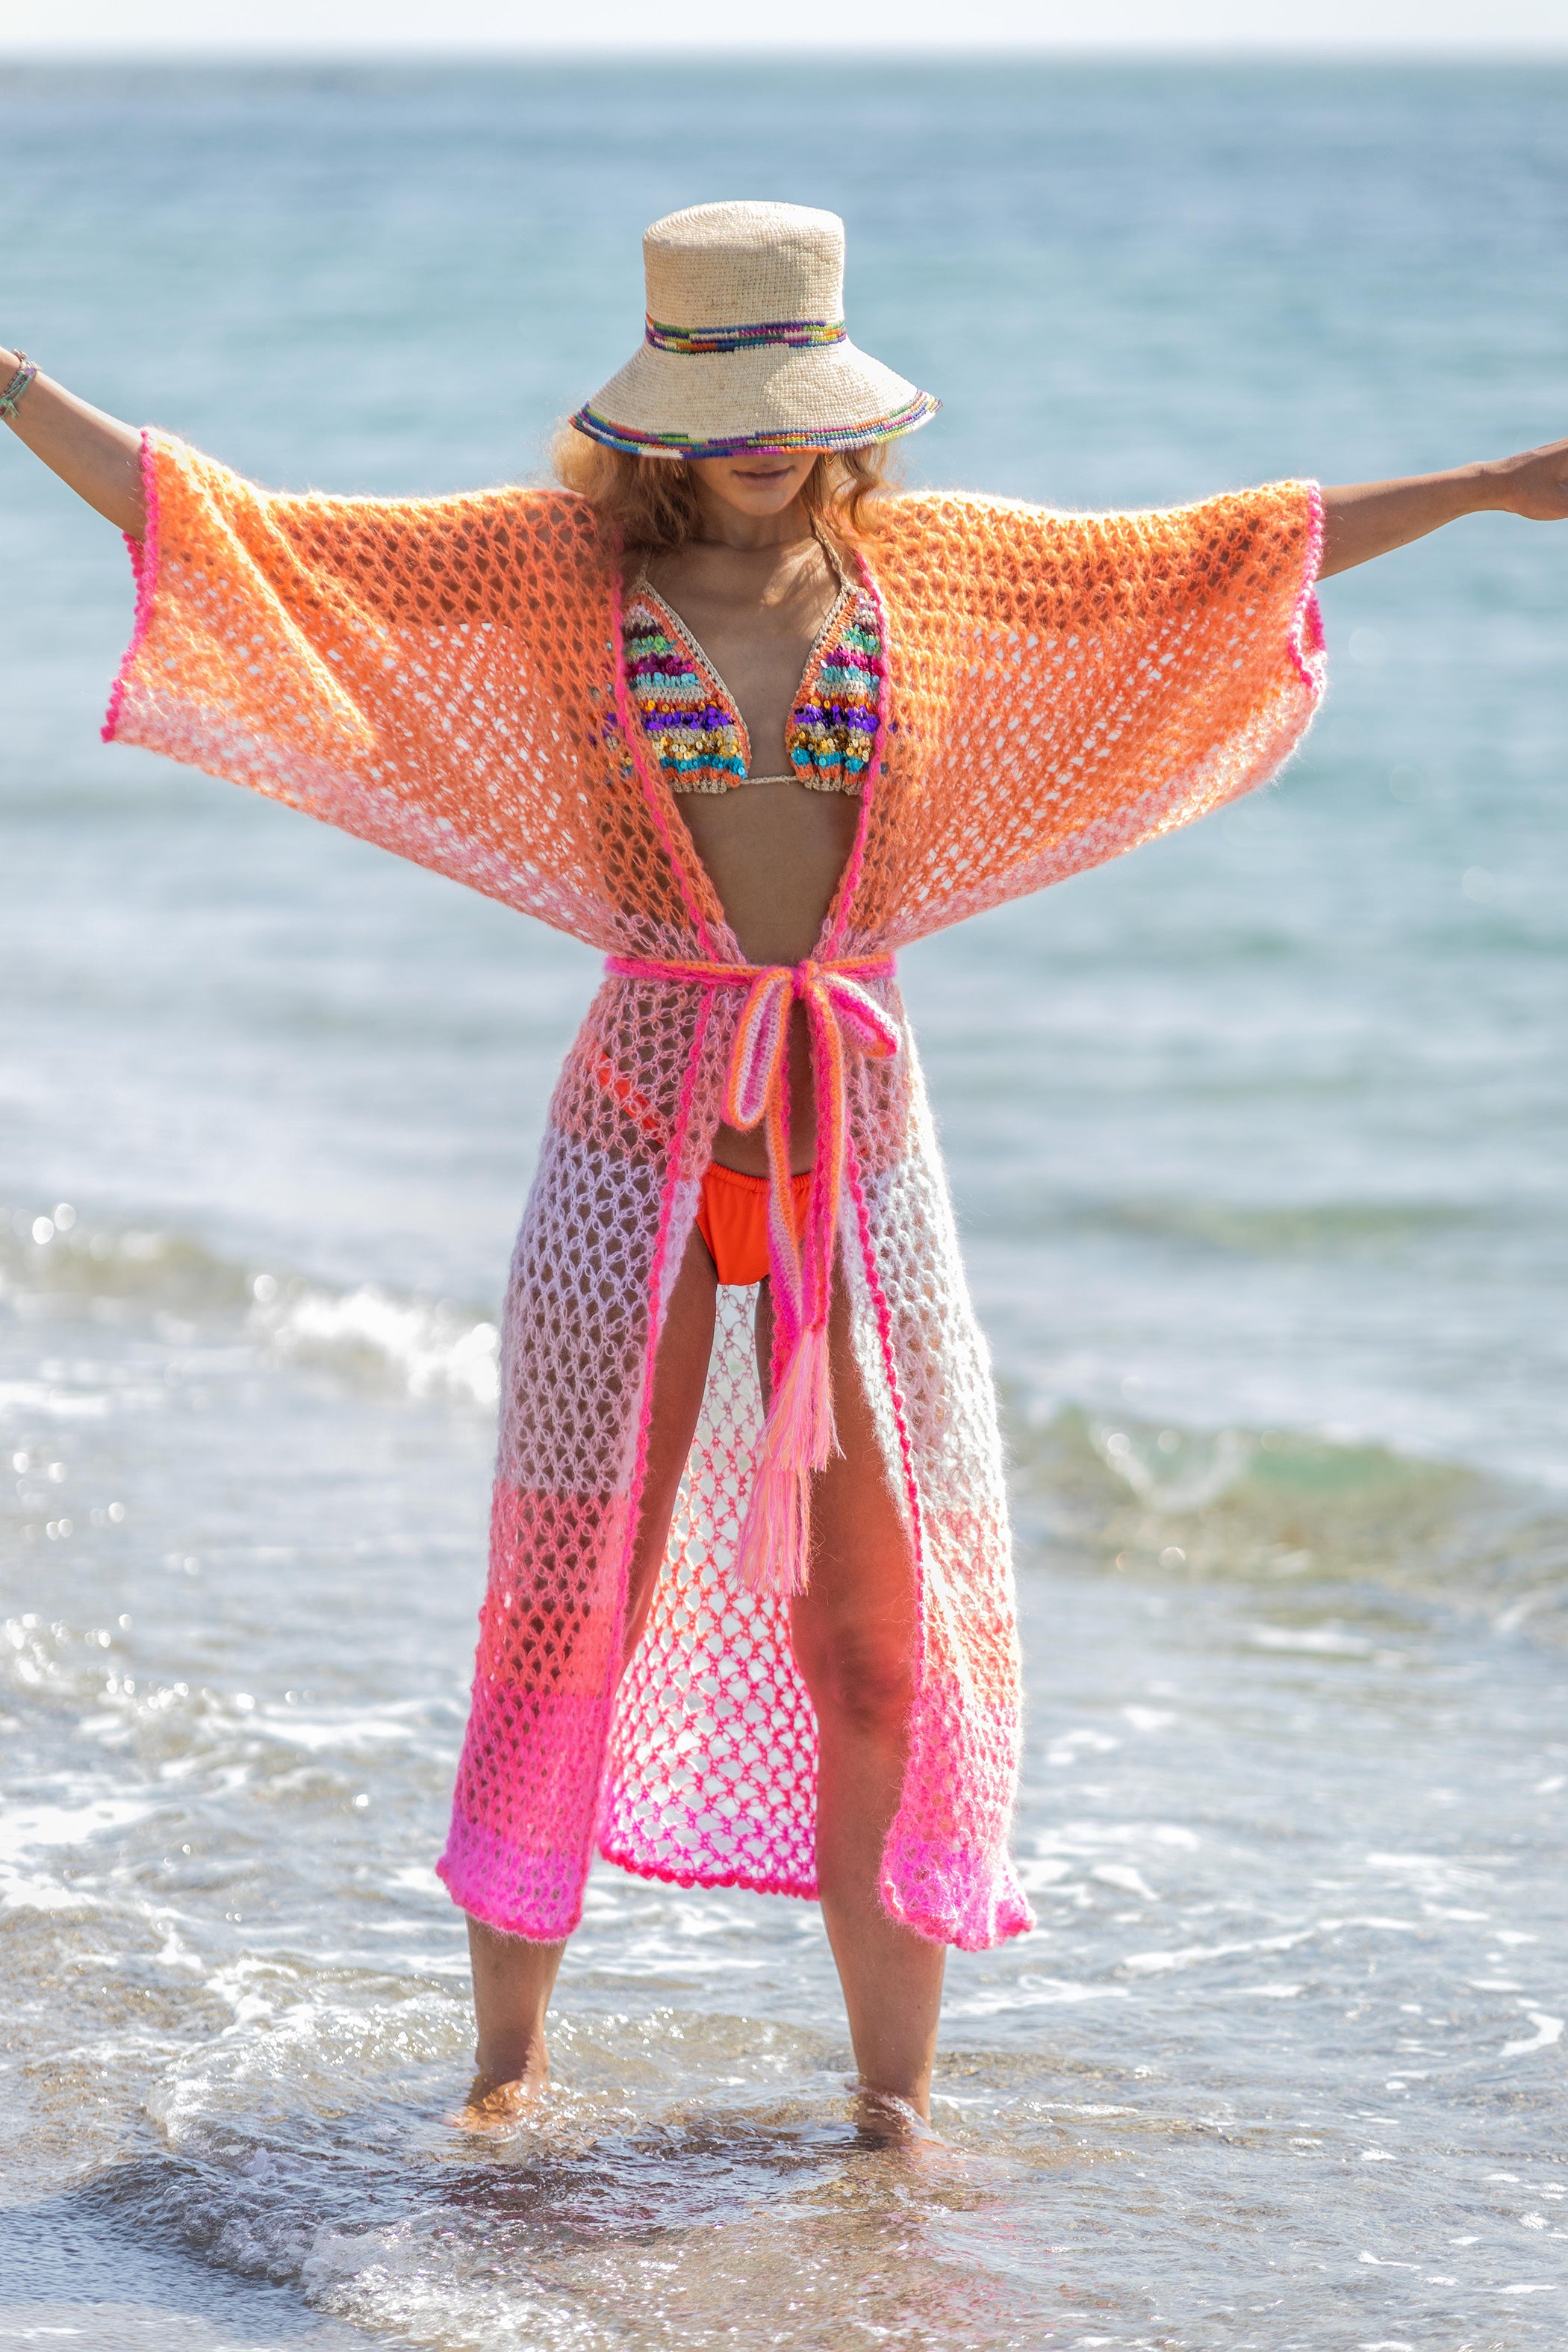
1009, 1402, 1568, 1645
0, 1201, 499, 1407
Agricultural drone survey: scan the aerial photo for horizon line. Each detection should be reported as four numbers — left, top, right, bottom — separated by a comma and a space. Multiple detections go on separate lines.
5, 41, 1568, 62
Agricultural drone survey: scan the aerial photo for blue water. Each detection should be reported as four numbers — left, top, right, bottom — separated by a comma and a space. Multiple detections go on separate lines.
2, 58, 1567, 2351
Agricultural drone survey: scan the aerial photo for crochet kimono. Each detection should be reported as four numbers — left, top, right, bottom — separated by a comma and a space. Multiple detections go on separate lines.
105, 435, 1325, 1950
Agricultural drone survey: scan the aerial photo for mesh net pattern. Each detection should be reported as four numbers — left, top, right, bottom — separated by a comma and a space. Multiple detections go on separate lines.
837, 485, 1325, 953
107, 435, 1324, 1947
601, 1283, 821, 1900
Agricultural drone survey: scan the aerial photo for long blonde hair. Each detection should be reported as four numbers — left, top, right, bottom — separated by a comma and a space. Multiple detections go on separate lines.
550, 427, 897, 555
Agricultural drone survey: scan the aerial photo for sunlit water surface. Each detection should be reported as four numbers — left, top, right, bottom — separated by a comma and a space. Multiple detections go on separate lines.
2, 57, 1567, 2351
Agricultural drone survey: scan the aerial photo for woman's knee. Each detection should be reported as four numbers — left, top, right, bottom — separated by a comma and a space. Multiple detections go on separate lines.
794, 1614, 915, 1740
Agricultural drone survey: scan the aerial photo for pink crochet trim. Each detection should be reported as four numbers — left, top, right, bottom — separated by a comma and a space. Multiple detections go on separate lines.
1287, 480, 1328, 694
880, 1826, 1037, 1951
821, 555, 893, 964
102, 426, 161, 743
843, 1127, 926, 1676
598, 1835, 814, 1903
609, 536, 723, 960
622, 988, 714, 1561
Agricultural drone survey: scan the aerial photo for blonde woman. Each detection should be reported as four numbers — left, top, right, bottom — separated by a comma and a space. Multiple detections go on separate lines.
5, 200, 1565, 2134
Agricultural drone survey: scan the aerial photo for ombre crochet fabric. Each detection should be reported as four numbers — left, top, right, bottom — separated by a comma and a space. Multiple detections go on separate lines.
105, 433, 1325, 1950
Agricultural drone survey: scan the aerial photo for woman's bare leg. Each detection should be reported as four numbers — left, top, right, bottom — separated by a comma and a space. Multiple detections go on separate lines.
759, 1278, 946, 2123
460, 1225, 718, 2118
463, 1919, 564, 2115
463, 1237, 942, 2126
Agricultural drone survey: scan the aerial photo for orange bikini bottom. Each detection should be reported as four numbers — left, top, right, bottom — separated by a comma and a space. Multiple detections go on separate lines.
696, 1161, 814, 1287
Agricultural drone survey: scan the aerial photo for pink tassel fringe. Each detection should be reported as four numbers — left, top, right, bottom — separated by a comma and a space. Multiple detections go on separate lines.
735, 1323, 838, 1598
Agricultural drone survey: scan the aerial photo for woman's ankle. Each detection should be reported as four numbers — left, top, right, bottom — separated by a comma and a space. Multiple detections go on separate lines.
473, 2026, 550, 2091
852, 2082, 936, 2138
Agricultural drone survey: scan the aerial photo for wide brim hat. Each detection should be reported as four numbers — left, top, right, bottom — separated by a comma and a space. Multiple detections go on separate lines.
571, 200, 939, 460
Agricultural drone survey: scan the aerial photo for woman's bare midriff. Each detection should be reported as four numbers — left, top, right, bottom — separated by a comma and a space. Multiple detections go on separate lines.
676, 780, 861, 1175
647, 536, 861, 1178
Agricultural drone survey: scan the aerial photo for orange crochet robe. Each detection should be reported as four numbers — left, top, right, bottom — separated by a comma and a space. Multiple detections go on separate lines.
105, 434, 1325, 1949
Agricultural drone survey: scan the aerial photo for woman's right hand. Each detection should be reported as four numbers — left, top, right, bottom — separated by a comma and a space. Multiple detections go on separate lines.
1, 345, 146, 538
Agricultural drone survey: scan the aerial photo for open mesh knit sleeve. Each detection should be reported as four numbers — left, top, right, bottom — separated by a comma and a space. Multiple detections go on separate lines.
102, 431, 656, 951
848, 482, 1325, 948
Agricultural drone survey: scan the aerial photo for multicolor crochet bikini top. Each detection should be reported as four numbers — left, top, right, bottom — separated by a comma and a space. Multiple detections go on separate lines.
622, 538, 883, 795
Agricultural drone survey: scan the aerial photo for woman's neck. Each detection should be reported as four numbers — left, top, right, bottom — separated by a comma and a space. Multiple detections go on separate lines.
688, 488, 814, 551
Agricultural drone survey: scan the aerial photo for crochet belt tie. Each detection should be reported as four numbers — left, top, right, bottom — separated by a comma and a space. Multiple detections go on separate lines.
606, 951, 900, 1598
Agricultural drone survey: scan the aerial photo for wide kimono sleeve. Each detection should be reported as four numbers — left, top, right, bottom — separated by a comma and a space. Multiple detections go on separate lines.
102, 429, 634, 948
857, 481, 1326, 946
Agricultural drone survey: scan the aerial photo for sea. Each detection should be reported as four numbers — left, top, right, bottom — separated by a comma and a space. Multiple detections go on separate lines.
1, 56, 1567, 2352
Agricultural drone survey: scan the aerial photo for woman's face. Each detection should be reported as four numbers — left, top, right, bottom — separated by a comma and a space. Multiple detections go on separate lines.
688, 449, 823, 519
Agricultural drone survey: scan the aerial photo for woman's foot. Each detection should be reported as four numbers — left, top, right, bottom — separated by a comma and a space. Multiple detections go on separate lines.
451, 2046, 550, 2132
850, 2085, 970, 2174
850, 2083, 937, 2143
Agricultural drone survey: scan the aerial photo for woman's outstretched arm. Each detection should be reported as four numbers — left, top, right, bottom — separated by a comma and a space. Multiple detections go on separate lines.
1, 345, 145, 538
1320, 435, 1568, 579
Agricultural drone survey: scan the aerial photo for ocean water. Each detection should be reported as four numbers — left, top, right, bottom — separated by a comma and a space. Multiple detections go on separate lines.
3, 56, 1568, 2351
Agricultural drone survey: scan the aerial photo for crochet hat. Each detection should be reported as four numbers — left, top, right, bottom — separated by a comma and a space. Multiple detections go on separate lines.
570, 200, 939, 460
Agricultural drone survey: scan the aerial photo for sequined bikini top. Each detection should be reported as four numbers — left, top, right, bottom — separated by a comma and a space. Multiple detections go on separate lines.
623, 538, 883, 796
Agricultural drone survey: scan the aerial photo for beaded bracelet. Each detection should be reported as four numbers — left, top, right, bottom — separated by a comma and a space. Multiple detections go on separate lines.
0, 353, 37, 420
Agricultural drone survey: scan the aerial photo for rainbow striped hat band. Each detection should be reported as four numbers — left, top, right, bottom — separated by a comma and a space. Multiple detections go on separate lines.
570, 201, 939, 461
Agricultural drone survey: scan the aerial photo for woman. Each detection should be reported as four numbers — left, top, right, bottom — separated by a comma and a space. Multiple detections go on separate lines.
4, 199, 1565, 2135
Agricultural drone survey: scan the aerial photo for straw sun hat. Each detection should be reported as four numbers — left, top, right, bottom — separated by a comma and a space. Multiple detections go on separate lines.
570, 200, 939, 460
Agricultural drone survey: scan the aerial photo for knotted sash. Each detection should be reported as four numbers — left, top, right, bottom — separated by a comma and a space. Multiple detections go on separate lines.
606, 952, 900, 1598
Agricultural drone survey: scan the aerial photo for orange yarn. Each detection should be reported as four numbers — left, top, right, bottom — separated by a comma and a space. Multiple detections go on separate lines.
104, 433, 1324, 1950
105, 439, 1323, 974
